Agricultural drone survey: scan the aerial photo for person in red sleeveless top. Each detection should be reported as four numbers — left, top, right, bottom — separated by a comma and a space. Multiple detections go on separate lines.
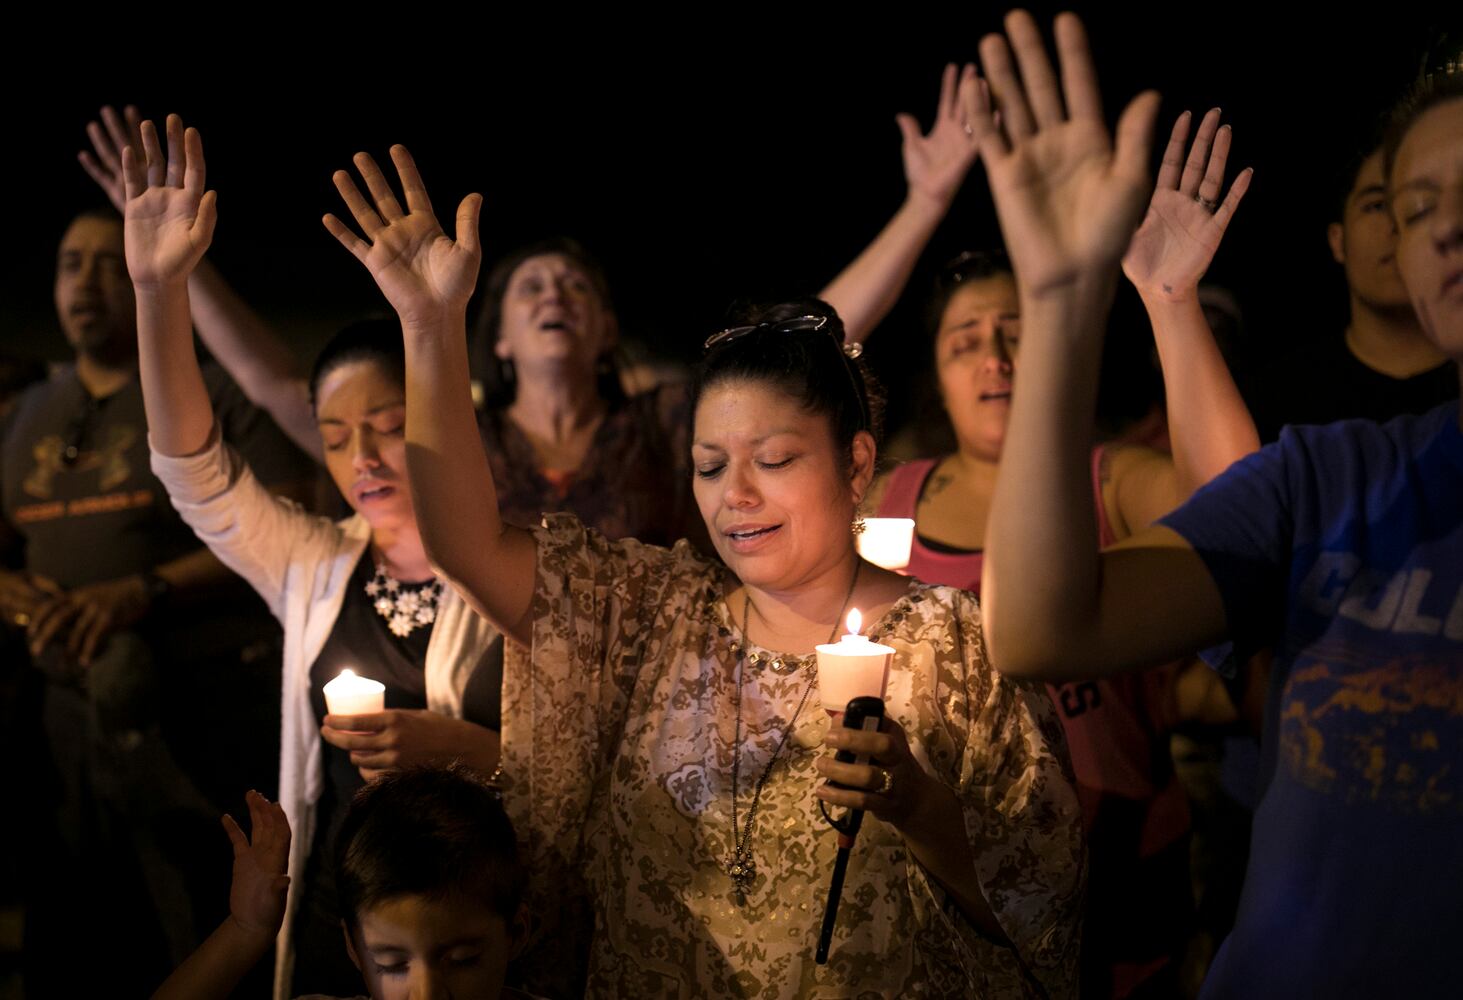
868, 108, 1259, 998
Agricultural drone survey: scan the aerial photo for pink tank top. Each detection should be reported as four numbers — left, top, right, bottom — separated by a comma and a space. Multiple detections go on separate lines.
875, 450, 1120, 594
874, 457, 985, 591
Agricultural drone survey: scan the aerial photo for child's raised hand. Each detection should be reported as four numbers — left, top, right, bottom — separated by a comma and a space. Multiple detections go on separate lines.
221, 789, 292, 942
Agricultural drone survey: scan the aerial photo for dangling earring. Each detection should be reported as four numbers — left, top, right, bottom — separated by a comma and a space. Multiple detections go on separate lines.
851, 511, 866, 536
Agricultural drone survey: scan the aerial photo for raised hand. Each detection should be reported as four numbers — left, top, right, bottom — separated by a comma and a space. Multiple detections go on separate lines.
898, 63, 984, 209
322, 147, 483, 330
121, 114, 218, 288
221, 790, 291, 941
970, 11, 1161, 297
79, 104, 144, 213
1122, 109, 1252, 302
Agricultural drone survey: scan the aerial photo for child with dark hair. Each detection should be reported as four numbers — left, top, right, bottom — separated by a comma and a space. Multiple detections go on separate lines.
154, 766, 537, 1000
331, 765, 529, 1000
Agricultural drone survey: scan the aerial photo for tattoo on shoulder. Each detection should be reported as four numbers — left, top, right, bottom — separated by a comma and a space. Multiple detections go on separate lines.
926, 473, 954, 497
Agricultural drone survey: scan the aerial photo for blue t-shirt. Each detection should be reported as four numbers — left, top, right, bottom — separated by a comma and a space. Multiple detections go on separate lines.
1162, 401, 1463, 999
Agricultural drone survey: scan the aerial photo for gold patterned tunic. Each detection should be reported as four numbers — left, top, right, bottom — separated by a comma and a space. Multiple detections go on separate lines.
500, 515, 1084, 998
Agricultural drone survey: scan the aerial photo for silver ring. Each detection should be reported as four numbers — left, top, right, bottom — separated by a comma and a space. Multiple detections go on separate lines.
1196, 194, 1219, 213
962, 121, 974, 137
874, 767, 894, 796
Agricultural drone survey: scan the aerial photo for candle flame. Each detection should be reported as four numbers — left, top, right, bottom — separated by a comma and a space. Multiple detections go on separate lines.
338, 669, 356, 679
846, 608, 862, 635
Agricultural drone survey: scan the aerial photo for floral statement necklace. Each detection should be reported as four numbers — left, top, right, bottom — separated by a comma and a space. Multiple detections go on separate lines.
726, 562, 860, 904
364, 563, 444, 638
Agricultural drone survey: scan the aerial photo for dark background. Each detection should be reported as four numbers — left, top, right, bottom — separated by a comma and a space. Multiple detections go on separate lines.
2, 7, 1449, 435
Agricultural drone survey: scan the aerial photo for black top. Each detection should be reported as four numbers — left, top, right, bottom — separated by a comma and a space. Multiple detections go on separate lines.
308, 553, 502, 842
1246, 338, 1459, 444
295, 551, 503, 996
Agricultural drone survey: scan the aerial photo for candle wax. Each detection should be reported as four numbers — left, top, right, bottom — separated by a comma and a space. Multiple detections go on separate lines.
815, 633, 896, 715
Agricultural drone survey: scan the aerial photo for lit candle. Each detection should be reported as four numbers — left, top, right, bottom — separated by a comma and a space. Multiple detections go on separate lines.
815, 609, 895, 715
857, 518, 915, 572
323, 669, 385, 717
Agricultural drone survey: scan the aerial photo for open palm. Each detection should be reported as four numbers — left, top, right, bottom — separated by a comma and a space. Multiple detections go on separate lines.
324, 147, 482, 329
222, 790, 291, 939
1122, 109, 1251, 300
899, 63, 983, 207
970, 12, 1159, 297
79, 104, 144, 214
122, 115, 217, 287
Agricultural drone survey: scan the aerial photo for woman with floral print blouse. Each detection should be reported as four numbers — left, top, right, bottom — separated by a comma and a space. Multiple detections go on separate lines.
320, 140, 1085, 997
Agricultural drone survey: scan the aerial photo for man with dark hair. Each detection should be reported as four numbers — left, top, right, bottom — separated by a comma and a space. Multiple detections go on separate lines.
6, 206, 308, 994
1247, 136, 1457, 440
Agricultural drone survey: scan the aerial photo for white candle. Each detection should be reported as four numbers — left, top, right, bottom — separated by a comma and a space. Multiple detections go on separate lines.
857, 518, 915, 572
815, 609, 895, 715
323, 669, 385, 717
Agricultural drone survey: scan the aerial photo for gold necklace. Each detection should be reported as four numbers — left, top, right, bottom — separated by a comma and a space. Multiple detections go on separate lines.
726, 561, 860, 904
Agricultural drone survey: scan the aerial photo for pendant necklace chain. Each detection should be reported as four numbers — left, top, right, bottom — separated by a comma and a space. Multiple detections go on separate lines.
727, 560, 861, 904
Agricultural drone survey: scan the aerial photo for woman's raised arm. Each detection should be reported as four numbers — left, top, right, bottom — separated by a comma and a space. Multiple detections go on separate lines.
86, 105, 321, 460
975, 11, 1229, 679
124, 114, 221, 459
1107, 108, 1258, 535
821, 63, 984, 343
322, 147, 537, 643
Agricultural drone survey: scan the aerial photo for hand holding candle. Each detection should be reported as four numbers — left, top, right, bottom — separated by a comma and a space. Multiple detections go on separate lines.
816, 609, 895, 715
322, 668, 384, 717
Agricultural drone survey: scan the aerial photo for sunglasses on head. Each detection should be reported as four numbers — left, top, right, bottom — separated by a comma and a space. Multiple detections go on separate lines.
702, 314, 870, 431
703, 314, 863, 359
935, 250, 1012, 291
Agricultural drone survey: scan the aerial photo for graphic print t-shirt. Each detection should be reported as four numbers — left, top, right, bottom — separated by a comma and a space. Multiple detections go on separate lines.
0, 362, 303, 587
1161, 401, 1463, 999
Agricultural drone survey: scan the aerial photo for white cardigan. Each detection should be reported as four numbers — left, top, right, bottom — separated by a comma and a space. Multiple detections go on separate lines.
151, 434, 499, 999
